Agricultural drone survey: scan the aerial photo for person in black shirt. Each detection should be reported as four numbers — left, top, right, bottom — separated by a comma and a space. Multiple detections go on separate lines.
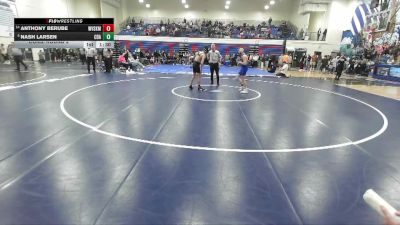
317, 28, 321, 41
322, 29, 327, 41
321, 55, 329, 73
335, 56, 346, 80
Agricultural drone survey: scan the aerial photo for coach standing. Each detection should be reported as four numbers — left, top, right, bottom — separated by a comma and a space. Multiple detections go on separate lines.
103, 48, 113, 73
208, 43, 222, 86
11, 43, 28, 71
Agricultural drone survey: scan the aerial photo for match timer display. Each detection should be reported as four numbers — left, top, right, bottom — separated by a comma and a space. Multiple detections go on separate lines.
14, 18, 115, 48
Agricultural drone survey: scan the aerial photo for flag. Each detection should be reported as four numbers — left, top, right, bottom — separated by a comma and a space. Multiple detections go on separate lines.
351, 3, 371, 35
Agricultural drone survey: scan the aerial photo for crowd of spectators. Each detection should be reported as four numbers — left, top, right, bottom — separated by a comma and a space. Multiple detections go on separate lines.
297, 53, 372, 78
120, 17, 300, 40
116, 47, 286, 74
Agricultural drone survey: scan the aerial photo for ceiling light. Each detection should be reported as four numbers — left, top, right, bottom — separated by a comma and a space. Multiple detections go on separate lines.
182, 0, 186, 3
225, 5, 229, 9
146, 3, 150, 8
139, 0, 143, 3
270, 0, 275, 5
226, 1, 231, 5
264, 4, 269, 9
184, 4, 189, 8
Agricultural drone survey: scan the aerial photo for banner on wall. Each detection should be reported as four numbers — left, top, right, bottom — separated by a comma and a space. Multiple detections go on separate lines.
0, 0, 17, 37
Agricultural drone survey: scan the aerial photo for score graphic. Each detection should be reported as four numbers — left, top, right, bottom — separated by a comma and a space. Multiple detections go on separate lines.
102, 24, 114, 41
14, 18, 115, 48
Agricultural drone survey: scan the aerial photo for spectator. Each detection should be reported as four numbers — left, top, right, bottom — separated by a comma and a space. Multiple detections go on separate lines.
306, 54, 312, 71
11, 43, 28, 71
0, 43, 6, 63
317, 28, 321, 41
38, 50, 45, 64
118, 53, 133, 71
299, 28, 304, 40
321, 55, 329, 73
103, 48, 113, 73
317, 55, 322, 71
122, 18, 297, 40
252, 53, 260, 67
322, 28, 327, 41
128, 54, 145, 71
311, 53, 318, 71
299, 53, 306, 71
79, 48, 86, 65
288, 54, 293, 70
86, 47, 97, 73
335, 56, 346, 80
282, 53, 289, 64
331, 56, 339, 73
276, 62, 290, 78
267, 60, 277, 73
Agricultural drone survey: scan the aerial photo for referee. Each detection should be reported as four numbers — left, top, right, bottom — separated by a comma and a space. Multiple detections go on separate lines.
86, 47, 97, 74
207, 43, 222, 86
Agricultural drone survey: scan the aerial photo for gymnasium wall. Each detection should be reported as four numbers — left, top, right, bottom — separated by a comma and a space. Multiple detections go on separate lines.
120, 0, 293, 25
67, 0, 101, 18
325, 0, 359, 45
286, 40, 340, 56
101, 0, 121, 32
117, 36, 284, 56
0, 36, 12, 45
16, 0, 68, 17
0, 0, 16, 38
15, 0, 101, 18
117, 36, 344, 56
308, 12, 328, 33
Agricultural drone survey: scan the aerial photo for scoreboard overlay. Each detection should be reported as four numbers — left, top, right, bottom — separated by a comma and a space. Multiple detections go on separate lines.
14, 18, 114, 48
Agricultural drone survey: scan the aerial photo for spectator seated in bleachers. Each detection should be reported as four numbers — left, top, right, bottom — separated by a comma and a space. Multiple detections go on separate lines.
118, 54, 132, 72
128, 53, 145, 72
119, 18, 299, 40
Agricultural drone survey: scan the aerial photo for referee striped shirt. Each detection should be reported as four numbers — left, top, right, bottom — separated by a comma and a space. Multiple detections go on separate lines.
208, 50, 221, 64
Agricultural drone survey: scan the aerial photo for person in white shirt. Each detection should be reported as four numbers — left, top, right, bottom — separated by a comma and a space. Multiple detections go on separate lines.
128, 54, 145, 71
207, 43, 222, 85
331, 56, 339, 73
276, 62, 290, 78
86, 48, 97, 73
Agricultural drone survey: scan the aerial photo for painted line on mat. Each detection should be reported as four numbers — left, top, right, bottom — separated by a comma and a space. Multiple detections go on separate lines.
60, 78, 388, 153
171, 85, 261, 102
0, 72, 47, 86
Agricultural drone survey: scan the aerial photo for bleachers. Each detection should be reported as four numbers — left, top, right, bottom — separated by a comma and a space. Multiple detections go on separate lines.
118, 17, 300, 40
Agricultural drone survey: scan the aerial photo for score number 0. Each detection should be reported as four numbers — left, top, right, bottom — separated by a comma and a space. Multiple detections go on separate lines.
102, 24, 114, 41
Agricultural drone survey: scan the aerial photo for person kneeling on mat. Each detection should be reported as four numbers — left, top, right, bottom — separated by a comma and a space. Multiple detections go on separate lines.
276, 62, 290, 78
